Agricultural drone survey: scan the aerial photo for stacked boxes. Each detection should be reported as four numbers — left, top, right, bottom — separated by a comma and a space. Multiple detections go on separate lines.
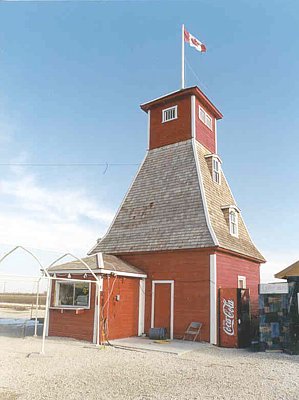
259, 283, 289, 351
285, 278, 299, 354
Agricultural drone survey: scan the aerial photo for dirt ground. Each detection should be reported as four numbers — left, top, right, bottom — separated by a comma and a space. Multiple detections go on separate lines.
0, 336, 298, 400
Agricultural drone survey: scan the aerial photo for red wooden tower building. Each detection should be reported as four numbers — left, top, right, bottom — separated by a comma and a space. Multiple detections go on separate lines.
89, 86, 265, 344
48, 86, 265, 345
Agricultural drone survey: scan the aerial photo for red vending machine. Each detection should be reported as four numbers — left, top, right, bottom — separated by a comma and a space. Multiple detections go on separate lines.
219, 288, 251, 348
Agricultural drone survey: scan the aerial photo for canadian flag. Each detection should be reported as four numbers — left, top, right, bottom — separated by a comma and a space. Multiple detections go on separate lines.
184, 28, 206, 53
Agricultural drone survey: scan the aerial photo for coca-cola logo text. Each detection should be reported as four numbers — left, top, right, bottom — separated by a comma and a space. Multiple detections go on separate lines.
222, 298, 235, 336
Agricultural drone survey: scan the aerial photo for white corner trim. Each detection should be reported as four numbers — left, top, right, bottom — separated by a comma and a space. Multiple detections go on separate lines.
191, 95, 196, 138
96, 253, 104, 268
88, 152, 148, 255
215, 119, 218, 154
192, 139, 219, 246
210, 254, 217, 345
147, 110, 151, 150
138, 279, 145, 336
151, 280, 174, 340
92, 278, 102, 344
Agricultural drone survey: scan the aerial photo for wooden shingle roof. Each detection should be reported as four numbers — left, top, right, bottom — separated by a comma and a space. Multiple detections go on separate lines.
90, 140, 214, 254
275, 260, 299, 279
47, 254, 145, 276
195, 141, 265, 262
90, 139, 264, 262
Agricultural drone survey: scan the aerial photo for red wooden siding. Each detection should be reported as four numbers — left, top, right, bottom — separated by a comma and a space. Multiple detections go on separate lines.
121, 249, 211, 342
48, 278, 96, 342
149, 96, 191, 150
195, 97, 216, 153
48, 275, 140, 342
216, 251, 260, 316
101, 276, 140, 341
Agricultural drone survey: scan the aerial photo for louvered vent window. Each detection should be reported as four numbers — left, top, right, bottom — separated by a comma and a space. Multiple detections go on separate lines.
213, 158, 221, 184
162, 106, 177, 123
199, 106, 213, 130
229, 210, 239, 237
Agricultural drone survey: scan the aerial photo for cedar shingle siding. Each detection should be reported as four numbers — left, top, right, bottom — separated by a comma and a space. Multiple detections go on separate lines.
91, 140, 214, 254
90, 139, 264, 262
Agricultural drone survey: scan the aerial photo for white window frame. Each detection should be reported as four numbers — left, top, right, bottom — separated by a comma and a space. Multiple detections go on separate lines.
205, 114, 212, 129
229, 209, 239, 238
198, 106, 213, 130
55, 280, 91, 309
212, 157, 221, 184
238, 275, 246, 289
162, 105, 178, 123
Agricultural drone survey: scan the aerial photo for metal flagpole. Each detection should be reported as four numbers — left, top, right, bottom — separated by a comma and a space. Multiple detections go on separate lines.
181, 24, 185, 89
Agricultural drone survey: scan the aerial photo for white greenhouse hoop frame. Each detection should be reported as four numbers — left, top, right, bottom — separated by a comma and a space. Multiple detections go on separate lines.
0, 246, 104, 354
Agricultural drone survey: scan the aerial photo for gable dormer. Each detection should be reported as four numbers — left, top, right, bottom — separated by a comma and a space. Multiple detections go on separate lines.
140, 86, 222, 152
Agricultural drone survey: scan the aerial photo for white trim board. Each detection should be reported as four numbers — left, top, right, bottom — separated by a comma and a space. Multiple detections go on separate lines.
151, 280, 174, 340
147, 110, 151, 150
210, 254, 217, 345
191, 95, 196, 138
138, 279, 145, 336
49, 269, 147, 279
192, 139, 219, 246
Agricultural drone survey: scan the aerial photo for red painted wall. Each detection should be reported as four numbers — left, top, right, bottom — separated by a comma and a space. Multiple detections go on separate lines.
149, 96, 192, 150
121, 249, 211, 342
48, 278, 96, 342
195, 97, 216, 153
48, 275, 140, 342
153, 283, 171, 337
101, 276, 140, 340
216, 251, 260, 316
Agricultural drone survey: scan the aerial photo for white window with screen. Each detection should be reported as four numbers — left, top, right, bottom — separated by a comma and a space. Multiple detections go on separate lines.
162, 106, 177, 123
55, 281, 90, 308
206, 114, 212, 129
199, 107, 213, 130
212, 158, 221, 184
199, 107, 205, 123
238, 276, 246, 289
229, 210, 239, 237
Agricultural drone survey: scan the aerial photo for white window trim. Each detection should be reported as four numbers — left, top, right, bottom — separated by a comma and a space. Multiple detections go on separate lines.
55, 280, 91, 309
198, 106, 213, 130
238, 275, 247, 289
162, 105, 178, 123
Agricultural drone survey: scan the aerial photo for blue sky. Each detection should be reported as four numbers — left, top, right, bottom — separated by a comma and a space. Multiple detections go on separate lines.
0, 0, 298, 286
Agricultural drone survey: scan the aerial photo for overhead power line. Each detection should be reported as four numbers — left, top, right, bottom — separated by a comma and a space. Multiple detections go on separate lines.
0, 163, 140, 167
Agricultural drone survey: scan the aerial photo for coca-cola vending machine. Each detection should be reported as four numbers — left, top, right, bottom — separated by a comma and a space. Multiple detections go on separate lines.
219, 288, 251, 348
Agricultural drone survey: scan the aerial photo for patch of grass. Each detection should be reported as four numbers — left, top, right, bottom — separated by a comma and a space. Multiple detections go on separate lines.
0, 293, 46, 305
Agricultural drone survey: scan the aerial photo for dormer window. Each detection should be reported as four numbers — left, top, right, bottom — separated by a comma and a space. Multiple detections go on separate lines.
221, 205, 240, 238
162, 106, 177, 123
212, 158, 221, 184
199, 106, 212, 130
229, 209, 238, 237
205, 154, 222, 184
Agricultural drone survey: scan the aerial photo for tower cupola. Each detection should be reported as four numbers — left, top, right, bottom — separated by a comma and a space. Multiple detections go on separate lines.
140, 86, 223, 153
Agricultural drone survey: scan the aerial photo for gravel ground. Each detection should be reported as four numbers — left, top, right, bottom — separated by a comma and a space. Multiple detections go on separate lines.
0, 336, 298, 400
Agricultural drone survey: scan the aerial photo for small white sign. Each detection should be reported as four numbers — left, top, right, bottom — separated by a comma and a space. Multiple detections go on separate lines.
259, 283, 288, 294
